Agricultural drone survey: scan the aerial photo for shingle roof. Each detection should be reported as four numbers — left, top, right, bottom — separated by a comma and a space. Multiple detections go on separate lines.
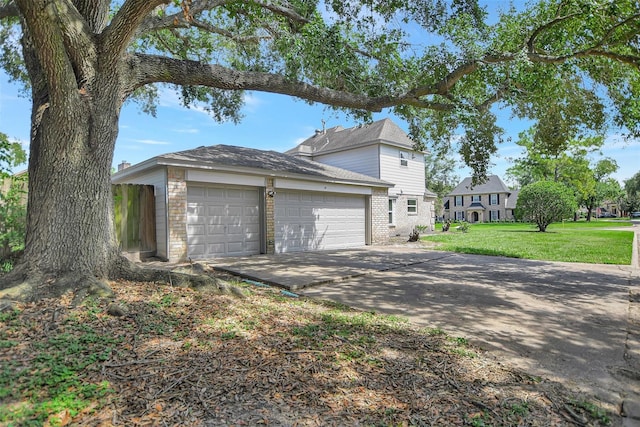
447, 175, 510, 196
155, 144, 392, 186
506, 189, 520, 209
286, 118, 415, 156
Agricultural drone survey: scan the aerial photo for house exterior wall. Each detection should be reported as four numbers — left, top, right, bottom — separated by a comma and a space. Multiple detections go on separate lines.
379, 145, 425, 196
371, 187, 390, 245
390, 194, 435, 236
162, 170, 387, 261
111, 167, 168, 259
312, 145, 380, 178
378, 145, 432, 236
167, 167, 188, 261
445, 193, 512, 223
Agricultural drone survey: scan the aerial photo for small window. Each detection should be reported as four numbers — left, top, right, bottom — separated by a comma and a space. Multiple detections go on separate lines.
490, 210, 500, 221
400, 151, 409, 166
407, 198, 418, 214
388, 199, 396, 224
471, 195, 481, 202
490, 194, 499, 205
454, 195, 463, 207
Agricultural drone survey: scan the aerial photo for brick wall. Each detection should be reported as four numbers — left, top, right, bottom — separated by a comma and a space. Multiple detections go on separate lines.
392, 195, 435, 237
371, 187, 389, 245
265, 178, 275, 254
167, 167, 187, 262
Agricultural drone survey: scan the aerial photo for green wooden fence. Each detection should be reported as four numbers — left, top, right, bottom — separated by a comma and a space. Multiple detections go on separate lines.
113, 184, 156, 259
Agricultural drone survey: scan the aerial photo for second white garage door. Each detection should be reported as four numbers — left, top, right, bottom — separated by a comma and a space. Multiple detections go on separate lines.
275, 190, 366, 253
186, 184, 261, 259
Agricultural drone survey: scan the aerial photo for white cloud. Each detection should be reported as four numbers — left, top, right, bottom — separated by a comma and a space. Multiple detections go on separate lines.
242, 92, 264, 113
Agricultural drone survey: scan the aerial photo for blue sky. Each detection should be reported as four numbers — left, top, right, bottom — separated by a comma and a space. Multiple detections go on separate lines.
1, 0, 639, 186
2, 70, 638, 186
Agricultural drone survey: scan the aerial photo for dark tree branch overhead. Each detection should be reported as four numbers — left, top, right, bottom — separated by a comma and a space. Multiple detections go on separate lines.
129, 53, 404, 111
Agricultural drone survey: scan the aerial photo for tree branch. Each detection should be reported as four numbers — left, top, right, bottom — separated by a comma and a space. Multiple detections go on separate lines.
0, 0, 19, 19
136, 0, 227, 35
51, 0, 98, 87
14, 0, 78, 103
100, 0, 169, 64
127, 53, 411, 111
253, 0, 310, 25
526, 12, 581, 53
73, 0, 110, 32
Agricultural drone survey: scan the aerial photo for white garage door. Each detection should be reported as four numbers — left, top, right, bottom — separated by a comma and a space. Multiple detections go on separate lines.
187, 184, 261, 259
275, 190, 366, 253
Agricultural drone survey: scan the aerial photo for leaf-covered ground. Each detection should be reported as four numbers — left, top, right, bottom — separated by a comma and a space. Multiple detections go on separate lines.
0, 275, 615, 426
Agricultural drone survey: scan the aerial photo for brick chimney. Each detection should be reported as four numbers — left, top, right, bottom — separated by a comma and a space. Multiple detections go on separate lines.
118, 161, 131, 171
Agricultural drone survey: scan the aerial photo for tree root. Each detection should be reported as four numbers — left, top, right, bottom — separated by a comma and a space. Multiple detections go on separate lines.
0, 255, 245, 305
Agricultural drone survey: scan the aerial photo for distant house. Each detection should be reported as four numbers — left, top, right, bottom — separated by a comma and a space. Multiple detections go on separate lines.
444, 175, 518, 223
287, 118, 436, 237
111, 145, 393, 262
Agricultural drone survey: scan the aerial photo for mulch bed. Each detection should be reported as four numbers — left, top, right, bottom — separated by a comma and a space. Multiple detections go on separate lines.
1, 273, 615, 426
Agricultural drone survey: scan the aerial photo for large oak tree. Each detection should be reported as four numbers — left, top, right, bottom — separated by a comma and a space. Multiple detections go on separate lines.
0, 0, 639, 301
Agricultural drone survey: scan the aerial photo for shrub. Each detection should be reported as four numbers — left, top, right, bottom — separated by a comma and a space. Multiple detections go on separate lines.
516, 181, 577, 232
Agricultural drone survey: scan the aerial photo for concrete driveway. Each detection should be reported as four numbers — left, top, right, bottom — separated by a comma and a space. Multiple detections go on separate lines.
209, 233, 640, 420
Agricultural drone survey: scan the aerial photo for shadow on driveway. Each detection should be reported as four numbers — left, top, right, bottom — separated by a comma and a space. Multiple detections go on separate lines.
209, 246, 640, 414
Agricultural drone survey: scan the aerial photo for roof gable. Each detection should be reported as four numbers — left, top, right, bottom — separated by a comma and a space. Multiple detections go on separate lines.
448, 175, 510, 196
286, 118, 415, 156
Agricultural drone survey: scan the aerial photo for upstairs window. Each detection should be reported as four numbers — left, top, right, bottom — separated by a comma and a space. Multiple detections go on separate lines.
471, 195, 481, 202
490, 194, 499, 205
454, 195, 463, 207
399, 151, 409, 166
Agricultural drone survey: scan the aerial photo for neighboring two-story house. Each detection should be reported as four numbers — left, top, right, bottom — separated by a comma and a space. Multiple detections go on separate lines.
287, 118, 436, 237
444, 175, 518, 223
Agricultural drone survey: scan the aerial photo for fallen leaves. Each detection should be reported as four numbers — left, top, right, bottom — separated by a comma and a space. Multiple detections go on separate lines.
0, 277, 614, 426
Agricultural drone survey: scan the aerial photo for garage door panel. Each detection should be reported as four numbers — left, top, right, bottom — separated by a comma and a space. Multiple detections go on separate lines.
275, 190, 365, 253
187, 205, 205, 218
187, 224, 205, 236
188, 186, 205, 198
187, 184, 261, 259
206, 224, 225, 236
206, 188, 225, 198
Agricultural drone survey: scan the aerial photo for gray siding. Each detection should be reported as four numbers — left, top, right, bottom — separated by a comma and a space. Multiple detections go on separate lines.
379, 145, 425, 196
313, 145, 380, 178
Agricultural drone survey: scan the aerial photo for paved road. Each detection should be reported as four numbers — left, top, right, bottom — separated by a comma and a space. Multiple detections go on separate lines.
210, 225, 640, 422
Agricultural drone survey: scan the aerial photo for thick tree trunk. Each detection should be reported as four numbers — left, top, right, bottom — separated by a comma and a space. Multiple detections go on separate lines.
1, 54, 126, 300
24, 97, 119, 278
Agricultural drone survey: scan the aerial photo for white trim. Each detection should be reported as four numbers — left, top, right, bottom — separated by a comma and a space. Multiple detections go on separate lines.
275, 178, 373, 195
186, 170, 266, 187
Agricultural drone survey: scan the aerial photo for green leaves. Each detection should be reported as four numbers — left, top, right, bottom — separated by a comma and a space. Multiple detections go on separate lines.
516, 180, 578, 231
3, 0, 640, 180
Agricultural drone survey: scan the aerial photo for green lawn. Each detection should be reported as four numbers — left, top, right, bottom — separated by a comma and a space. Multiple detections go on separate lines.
423, 221, 634, 264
